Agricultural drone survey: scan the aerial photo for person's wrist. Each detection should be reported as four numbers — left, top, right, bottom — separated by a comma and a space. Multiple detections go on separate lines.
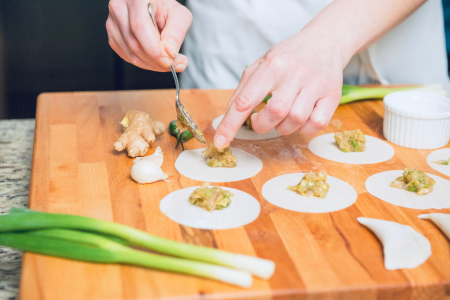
298, 21, 358, 70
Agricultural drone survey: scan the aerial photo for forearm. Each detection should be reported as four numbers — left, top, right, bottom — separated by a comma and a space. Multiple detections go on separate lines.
300, 0, 427, 67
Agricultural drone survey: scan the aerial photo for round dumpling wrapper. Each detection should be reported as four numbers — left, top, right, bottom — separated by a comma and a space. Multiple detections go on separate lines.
159, 186, 260, 230
365, 170, 450, 209
308, 133, 394, 164
427, 148, 450, 176
212, 114, 281, 140
175, 148, 262, 182
262, 173, 357, 213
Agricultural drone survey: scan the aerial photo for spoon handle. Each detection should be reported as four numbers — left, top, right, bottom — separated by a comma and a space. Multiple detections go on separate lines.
148, 3, 180, 102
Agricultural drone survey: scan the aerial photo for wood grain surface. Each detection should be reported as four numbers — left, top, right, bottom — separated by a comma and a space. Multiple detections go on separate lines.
21, 89, 450, 300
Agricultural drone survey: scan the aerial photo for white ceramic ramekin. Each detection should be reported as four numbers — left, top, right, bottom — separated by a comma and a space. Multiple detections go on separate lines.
383, 91, 450, 149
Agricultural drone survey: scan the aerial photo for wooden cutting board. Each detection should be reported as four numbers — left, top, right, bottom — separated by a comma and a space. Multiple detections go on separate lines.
22, 89, 450, 300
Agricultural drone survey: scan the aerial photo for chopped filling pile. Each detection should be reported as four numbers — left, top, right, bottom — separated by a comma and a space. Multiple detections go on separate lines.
288, 171, 330, 198
334, 129, 366, 152
188, 183, 233, 211
390, 168, 436, 196
202, 143, 237, 168
175, 118, 189, 132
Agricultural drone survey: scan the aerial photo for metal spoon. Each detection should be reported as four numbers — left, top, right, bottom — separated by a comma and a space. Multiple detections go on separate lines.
148, 3, 206, 144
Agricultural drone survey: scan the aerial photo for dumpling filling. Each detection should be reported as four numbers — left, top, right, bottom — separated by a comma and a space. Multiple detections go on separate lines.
288, 171, 330, 198
188, 183, 233, 211
390, 168, 436, 196
334, 129, 366, 152
202, 143, 237, 168
433, 158, 450, 165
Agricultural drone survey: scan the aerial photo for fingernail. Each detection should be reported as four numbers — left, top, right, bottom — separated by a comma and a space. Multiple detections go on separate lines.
214, 135, 227, 150
166, 38, 179, 58
251, 112, 258, 122
174, 64, 186, 72
158, 57, 172, 68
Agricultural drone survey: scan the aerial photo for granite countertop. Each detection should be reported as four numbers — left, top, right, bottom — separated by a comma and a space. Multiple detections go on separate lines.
0, 119, 35, 300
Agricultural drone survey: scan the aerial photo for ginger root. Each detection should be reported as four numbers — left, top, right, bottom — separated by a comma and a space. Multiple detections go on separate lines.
114, 110, 165, 157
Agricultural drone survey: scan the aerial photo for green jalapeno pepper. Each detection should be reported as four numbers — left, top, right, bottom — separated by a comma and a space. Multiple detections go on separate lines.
169, 120, 193, 151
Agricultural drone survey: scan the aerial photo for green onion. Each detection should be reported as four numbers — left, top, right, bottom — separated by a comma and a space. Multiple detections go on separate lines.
0, 228, 252, 287
408, 186, 418, 192
0, 208, 275, 279
341, 148, 347, 152
261, 85, 446, 107
340, 84, 445, 105
262, 94, 272, 103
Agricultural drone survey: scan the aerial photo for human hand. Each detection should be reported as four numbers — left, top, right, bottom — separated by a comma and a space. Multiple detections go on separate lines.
106, 0, 192, 72
214, 29, 346, 150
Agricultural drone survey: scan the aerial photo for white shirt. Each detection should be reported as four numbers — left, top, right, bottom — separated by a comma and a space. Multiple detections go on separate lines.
181, 0, 450, 94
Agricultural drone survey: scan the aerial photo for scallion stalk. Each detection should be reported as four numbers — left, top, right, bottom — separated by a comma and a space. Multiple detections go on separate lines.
340, 84, 446, 105
262, 94, 272, 103
0, 228, 252, 287
0, 208, 275, 279
262, 84, 446, 106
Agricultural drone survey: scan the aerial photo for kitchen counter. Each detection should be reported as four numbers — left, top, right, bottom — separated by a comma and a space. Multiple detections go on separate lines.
0, 119, 35, 300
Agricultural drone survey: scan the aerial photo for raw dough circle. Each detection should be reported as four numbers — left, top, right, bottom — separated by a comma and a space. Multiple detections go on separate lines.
175, 148, 263, 182
262, 173, 357, 213
427, 148, 450, 176
159, 186, 261, 229
212, 114, 281, 140
308, 133, 394, 164
365, 170, 450, 209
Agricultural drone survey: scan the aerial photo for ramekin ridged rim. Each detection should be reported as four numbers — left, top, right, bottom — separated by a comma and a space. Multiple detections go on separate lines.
384, 91, 450, 120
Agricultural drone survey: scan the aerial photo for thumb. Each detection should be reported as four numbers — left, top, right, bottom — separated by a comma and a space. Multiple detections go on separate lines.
160, 5, 193, 58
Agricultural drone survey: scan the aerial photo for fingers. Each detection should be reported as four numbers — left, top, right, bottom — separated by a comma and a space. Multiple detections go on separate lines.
299, 94, 340, 135
250, 86, 298, 134
214, 67, 273, 149
107, 0, 167, 71
274, 88, 319, 135
226, 61, 260, 111
106, 16, 131, 61
107, 0, 190, 72
161, 5, 193, 58
173, 54, 189, 72
107, 15, 162, 71
127, 0, 173, 68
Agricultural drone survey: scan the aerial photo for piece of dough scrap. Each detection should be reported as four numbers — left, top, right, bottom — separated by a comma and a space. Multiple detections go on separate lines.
419, 213, 450, 240
357, 217, 431, 270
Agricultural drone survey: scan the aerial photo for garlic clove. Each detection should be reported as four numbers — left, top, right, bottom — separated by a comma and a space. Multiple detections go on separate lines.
134, 146, 164, 167
131, 160, 168, 184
